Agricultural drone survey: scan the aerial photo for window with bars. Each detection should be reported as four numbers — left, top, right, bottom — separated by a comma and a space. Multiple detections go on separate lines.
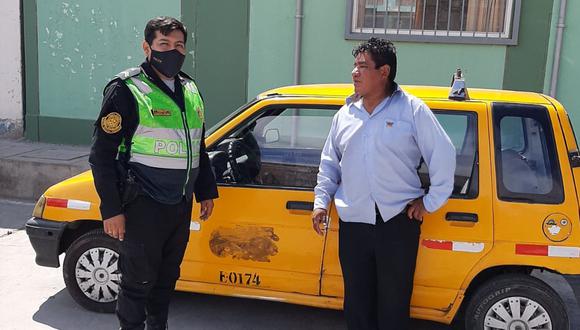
346, 0, 521, 44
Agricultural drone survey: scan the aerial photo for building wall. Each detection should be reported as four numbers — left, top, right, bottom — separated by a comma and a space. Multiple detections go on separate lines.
247, 0, 296, 99
550, 0, 580, 132
183, 0, 249, 129
503, 0, 554, 92
21, 0, 567, 144
0, 0, 23, 137
23, 0, 249, 144
25, 0, 180, 144
248, 0, 515, 100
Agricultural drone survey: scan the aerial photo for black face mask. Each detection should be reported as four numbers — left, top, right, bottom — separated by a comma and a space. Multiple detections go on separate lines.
149, 48, 185, 78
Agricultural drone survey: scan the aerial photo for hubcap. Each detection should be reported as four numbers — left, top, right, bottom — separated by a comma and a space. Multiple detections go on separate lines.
75, 247, 121, 303
484, 296, 552, 330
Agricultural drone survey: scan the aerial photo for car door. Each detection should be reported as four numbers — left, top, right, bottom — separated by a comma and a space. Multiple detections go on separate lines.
491, 103, 580, 264
320, 101, 494, 314
180, 99, 340, 295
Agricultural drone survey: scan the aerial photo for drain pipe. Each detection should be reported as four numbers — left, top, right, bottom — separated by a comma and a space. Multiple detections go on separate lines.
550, 0, 567, 97
291, 0, 304, 147
294, 0, 304, 85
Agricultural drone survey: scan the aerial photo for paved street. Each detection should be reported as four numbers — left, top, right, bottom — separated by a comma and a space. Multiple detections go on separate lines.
0, 198, 34, 237
1, 198, 577, 329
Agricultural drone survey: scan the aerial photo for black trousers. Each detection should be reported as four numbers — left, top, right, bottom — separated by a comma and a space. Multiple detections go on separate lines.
339, 210, 421, 330
116, 194, 192, 330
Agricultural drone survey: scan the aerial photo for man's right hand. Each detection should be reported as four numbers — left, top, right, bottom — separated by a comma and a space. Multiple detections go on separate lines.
103, 214, 126, 241
311, 208, 328, 236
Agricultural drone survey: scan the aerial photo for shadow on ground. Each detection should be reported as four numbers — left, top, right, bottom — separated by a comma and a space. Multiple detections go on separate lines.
32, 289, 455, 330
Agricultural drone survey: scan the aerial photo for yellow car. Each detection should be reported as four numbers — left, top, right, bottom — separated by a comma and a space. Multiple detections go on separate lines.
26, 78, 580, 329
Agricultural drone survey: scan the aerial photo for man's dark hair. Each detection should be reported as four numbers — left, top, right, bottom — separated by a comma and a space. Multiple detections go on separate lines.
144, 16, 187, 45
353, 37, 397, 82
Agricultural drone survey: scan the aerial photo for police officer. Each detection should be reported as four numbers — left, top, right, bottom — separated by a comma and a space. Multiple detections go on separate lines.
312, 38, 455, 329
89, 16, 218, 330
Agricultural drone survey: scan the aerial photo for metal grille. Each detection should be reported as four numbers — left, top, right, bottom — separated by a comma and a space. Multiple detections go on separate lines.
346, 0, 521, 45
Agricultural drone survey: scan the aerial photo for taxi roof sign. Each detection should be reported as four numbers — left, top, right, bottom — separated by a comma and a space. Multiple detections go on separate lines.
449, 68, 470, 101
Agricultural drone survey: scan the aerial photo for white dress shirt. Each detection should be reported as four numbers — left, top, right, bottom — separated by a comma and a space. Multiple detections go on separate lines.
314, 85, 456, 223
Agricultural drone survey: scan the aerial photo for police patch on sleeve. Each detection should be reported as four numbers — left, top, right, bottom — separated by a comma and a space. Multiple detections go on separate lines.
101, 112, 122, 134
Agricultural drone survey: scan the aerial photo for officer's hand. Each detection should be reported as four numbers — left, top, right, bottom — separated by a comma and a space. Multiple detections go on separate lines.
311, 208, 328, 236
200, 199, 214, 221
103, 214, 126, 241
407, 198, 428, 221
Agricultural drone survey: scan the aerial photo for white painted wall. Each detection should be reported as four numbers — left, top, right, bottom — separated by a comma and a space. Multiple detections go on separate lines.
0, 0, 23, 134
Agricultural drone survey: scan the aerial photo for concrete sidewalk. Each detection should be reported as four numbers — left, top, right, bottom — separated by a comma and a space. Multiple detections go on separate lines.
0, 138, 90, 201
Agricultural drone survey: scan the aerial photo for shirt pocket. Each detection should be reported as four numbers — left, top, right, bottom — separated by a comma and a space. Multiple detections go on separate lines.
379, 120, 414, 150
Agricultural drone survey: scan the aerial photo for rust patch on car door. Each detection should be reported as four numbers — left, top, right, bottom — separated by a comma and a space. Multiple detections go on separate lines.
209, 226, 279, 262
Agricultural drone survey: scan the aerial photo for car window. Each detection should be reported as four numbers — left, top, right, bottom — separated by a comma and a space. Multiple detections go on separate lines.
500, 116, 526, 152
259, 109, 335, 150
418, 111, 478, 199
493, 103, 564, 204
209, 106, 339, 189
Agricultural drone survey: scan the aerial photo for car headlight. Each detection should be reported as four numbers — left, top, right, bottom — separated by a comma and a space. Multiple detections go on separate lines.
32, 196, 46, 218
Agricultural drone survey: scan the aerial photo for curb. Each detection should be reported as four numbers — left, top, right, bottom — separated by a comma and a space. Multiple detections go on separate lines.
0, 139, 90, 201
0, 157, 89, 201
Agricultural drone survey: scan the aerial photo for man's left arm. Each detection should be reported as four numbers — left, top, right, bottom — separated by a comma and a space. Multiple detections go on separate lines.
194, 125, 219, 219
414, 103, 456, 213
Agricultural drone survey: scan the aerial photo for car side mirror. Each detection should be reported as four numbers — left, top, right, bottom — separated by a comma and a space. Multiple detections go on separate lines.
264, 129, 280, 144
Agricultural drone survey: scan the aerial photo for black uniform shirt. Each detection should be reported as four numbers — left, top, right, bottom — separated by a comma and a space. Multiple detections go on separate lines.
89, 61, 218, 220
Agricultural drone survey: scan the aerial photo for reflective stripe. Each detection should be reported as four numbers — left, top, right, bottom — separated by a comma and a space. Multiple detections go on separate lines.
131, 154, 190, 170
131, 136, 201, 159
67, 200, 91, 210
422, 239, 453, 250
190, 221, 201, 231
422, 239, 485, 253
548, 246, 580, 258
116, 67, 141, 80
130, 77, 153, 94
516, 244, 580, 258
452, 242, 485, 253
133, 125, 202, 142
183, 81, 199, 94
46, 198, 91, 210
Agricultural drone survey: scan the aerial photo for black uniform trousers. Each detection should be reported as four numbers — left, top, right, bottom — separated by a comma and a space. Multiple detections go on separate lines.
116, 194, 192, 330
338, 208, 421, 330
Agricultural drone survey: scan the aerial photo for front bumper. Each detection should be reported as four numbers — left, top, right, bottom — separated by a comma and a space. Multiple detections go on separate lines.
25, 217, 67, 267
563, 274, 580, 308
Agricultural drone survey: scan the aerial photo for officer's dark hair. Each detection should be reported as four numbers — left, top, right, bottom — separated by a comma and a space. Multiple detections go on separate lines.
353, 37, 397, 82
144, 16, 187, 45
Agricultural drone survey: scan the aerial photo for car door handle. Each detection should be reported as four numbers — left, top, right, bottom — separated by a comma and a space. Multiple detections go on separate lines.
446, 212, 478, 222
286, 201, 314, 211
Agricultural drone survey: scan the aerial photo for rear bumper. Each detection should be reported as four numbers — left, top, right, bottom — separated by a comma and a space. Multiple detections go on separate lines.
563, 274, 580, 307
25, 217, 67, 267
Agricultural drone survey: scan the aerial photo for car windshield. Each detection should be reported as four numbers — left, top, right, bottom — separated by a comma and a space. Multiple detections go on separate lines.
206, 98, 258, 136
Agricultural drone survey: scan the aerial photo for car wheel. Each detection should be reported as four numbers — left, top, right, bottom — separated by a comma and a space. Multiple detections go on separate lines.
465, 273, 569, 330
63, 229, 121, 313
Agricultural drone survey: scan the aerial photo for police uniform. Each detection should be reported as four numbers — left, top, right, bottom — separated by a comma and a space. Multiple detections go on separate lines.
89, 61, 218, 330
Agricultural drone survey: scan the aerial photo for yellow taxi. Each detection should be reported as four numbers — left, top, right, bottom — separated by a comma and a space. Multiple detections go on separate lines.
26, 76, 580, 329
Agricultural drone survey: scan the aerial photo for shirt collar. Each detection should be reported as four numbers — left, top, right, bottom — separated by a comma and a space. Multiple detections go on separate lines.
346, 82, 402, 112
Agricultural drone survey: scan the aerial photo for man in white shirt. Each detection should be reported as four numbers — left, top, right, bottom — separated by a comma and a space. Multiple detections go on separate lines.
312, 38, 455, 330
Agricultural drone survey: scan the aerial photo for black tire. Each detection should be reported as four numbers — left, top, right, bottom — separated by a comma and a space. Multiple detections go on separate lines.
464, 273, 569, 330
63, 229, 121, 313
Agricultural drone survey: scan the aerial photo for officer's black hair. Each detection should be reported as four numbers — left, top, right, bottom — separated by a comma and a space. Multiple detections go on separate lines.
353, 37, 397, 82
144, 16, 187, 45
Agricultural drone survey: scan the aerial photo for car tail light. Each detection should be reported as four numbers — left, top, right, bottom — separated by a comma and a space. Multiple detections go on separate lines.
32, 196, 46, 218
